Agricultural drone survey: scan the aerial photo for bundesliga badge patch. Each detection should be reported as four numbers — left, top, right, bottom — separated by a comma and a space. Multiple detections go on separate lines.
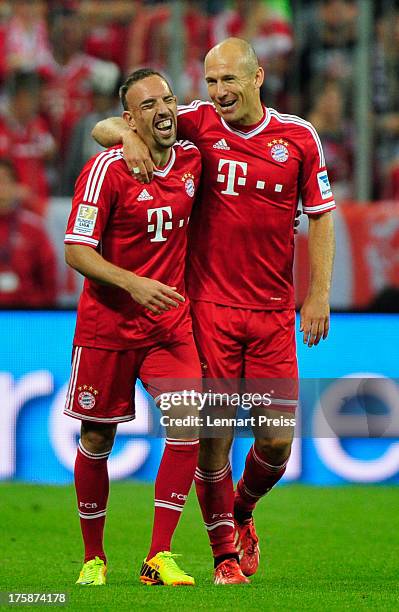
77, 385, 98, 410
181, 172, 195, 198
268, 139, 289, 163
73, 204, 98, 236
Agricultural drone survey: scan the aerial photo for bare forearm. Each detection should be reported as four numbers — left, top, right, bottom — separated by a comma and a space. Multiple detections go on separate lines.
65, 244, 185, 314
91, 117, 129, 147
307, 212, 335, 298
65, 244, 132, 291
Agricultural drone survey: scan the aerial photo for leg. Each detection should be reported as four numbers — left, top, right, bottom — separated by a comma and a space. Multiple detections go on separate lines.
75, 421, 117, 564
139, 333, 202, 585
233, 425, 294, 578
234, 309, 298, 576
146, 399, 200, 560
195, 435, 236, 564
236, 309, 298, 517
65, 345, 138, 584
234, 419, 294, 521
191, 301, 249, 583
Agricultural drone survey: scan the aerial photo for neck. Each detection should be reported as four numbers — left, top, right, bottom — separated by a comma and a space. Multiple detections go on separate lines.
151, 147, 172, 169
239, 102, 264, 126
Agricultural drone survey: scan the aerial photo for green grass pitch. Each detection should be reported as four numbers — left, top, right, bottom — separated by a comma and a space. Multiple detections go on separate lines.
1, 483, 398, 611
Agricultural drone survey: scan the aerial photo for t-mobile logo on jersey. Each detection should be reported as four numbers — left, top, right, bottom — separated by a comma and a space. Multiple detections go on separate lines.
217, 159, 247, 196
147, 206, 173, 242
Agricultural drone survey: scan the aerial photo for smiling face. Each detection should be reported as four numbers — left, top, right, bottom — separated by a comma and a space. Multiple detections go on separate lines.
204, 39, 264, 126
123, 75, 177, 157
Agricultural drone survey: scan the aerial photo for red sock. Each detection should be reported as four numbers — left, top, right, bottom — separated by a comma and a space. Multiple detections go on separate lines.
194, 463, 237, 559
74, 440, 110, 563
234, 444, 288, 516
147, 438, 199, 559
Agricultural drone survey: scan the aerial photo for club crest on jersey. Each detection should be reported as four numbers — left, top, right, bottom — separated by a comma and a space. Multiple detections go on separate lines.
77, 385, 98, 410
181, 172, 195, 198
268, 139, 289, 163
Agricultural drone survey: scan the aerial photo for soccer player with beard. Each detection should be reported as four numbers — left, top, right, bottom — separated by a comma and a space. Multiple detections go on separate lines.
92, 38, 336, 585
64, 69, 202, 587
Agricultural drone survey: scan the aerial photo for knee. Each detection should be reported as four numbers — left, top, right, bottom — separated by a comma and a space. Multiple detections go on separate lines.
256, 438, 292, 464
199, 437, 233, 470
81, 422, 117, 454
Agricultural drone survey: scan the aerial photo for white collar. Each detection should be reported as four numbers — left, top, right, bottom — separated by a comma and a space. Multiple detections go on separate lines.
220, 107, 271, 139
153, 147, 176, 177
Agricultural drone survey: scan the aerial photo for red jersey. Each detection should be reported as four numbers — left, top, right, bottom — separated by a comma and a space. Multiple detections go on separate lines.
0, 209, 57, 307
65, 141, 201, 350
84, 22, 129, 71
177, 101, 336, 310
0, 114, 55, 205
42, 53, 99, 155
5, 15, 53, 76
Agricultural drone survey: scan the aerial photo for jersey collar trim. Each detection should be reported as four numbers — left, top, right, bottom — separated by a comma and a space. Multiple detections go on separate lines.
153, 147, 176, 177
220, 107, 271, 139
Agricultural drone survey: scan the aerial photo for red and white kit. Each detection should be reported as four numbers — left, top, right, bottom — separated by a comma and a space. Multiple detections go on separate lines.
64, 141, 202, 423
177, 101, 336, 397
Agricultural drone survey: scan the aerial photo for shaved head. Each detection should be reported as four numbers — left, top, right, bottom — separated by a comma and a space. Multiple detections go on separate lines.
205, 38, 259, 76
204, 37, 264, 126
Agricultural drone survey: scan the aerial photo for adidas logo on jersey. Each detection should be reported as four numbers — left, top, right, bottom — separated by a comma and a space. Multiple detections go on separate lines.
137, 189, 153, 201
213, 138, 230, 150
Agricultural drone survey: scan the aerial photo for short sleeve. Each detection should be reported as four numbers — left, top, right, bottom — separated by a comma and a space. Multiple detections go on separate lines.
300, 127, 336, 215
64, 148, 123, 248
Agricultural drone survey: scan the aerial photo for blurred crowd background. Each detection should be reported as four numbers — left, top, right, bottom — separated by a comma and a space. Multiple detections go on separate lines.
1, 0, 399, 310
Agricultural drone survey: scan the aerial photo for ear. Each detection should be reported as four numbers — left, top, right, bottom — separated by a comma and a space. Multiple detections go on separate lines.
254, 67, 264, 90
122, 110, 137, 132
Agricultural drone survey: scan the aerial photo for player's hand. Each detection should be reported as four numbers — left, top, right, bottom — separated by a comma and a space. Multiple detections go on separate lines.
294, 209, 301, 235
122, 131, 154, 184
299, 293, 330, 347
127, 275, 185, 314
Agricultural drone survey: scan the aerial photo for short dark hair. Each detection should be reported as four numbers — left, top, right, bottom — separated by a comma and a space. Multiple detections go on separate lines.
119, 68, 173, 110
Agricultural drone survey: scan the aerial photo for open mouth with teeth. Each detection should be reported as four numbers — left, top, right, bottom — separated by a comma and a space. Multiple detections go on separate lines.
154, 117, 174, 137
218, 99, 238, 113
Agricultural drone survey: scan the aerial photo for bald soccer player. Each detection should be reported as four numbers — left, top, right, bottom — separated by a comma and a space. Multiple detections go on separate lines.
92, 38, 335, 585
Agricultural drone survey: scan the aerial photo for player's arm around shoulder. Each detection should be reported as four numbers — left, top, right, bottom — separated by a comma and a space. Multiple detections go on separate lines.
91, 116, 127, 148
92, 118, 154, 183
90, 100, 208, 183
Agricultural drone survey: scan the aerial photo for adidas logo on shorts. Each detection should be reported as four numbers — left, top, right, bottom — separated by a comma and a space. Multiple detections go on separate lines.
213, 138, 230, 150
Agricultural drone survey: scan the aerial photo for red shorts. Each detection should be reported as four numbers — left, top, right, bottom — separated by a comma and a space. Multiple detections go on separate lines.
64, 332, 202, 423
190, 301, 298, 413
